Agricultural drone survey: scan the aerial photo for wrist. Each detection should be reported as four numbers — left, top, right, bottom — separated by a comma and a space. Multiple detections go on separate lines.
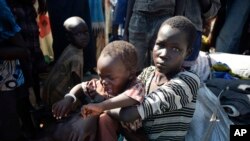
64, 93, 77, 103
98, 102, 106, 112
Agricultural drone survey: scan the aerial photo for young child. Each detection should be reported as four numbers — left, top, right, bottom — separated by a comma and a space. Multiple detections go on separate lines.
82, 16, 201, 141
42, 40, 145, 141
42, 16, 90, 106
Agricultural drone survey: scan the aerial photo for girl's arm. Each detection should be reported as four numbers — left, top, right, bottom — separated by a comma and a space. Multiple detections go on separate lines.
82, 80, 145, 117
82, 93, 139, 117
137, 71, 200, 120
107, 106, 140, 122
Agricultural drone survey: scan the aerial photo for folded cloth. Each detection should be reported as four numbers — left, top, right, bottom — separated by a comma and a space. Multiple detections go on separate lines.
206, 78, 250, 124
221, 105, 240, 117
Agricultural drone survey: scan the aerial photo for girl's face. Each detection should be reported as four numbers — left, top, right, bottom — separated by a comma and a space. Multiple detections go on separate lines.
97, 55, 132, 96
153, 24, 190, 75
69, 23, 90, 49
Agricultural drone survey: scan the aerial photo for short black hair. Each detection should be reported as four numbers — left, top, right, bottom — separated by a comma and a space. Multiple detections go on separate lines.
160, 16, 196, 50
63, 16, 87, 32
100, 41, 138, 74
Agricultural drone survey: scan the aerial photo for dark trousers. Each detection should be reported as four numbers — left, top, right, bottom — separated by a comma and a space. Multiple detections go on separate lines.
0, 85, 34, 141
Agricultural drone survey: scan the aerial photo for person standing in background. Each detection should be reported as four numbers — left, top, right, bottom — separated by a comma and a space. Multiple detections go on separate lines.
124, 0, 220, 72
0, 0, 34, 140
215, 0, 250, 54
46, 0, 96, 74
7, 0, 47, 106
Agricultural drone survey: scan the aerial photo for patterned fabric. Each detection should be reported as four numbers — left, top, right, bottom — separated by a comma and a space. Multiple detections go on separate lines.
43, 44, 84, 105
0, 0, 24, 91
88, 0, 105, 33
0, 0, 21, 41
0, 60, 24, 91
137, 66, 200, 141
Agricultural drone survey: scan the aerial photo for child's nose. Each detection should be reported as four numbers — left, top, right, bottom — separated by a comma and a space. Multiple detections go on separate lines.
101, 79, 108, 86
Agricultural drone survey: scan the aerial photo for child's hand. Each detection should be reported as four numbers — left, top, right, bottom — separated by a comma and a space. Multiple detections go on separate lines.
86, 79, 98, 98
81, 103, 104, 118
52, 97, 74, 120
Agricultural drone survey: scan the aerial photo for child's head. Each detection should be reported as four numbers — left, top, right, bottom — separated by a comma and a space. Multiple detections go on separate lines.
63, 16, 90, 49
153, 16, 196, 75
97, 41, 138, 95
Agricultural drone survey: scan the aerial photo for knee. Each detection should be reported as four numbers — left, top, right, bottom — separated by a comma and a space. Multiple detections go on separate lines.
99, 113, 113, 125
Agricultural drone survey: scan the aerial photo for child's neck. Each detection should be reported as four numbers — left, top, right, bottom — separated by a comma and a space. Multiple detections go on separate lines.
154, 71, 168, 86
154, 69, 181, 85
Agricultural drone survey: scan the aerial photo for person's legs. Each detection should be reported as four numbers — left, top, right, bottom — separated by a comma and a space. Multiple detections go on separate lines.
98, 113, 119, 141
0, 90, 22, 141
16, 85, 36, 138
216, 0, 250, 53
111, 0, 128, 40
129, 13, 150, 72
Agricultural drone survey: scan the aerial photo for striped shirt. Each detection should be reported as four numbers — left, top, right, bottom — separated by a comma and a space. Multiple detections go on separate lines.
137, 66, 200, 141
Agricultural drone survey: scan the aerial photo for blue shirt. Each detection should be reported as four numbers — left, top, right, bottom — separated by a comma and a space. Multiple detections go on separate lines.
0, 0, 24, 91
0, 0, 21, 41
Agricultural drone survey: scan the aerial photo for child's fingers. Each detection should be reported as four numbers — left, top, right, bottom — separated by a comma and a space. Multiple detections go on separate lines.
121, 122, 131, 132
81, 106, 89, 118
52, 105, 59, 118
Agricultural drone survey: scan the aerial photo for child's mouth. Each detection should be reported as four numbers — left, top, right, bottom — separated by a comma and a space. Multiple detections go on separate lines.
104, 87, 113, 95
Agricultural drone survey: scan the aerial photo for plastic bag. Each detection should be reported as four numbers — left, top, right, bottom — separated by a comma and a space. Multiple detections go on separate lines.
185, 84, 233, 141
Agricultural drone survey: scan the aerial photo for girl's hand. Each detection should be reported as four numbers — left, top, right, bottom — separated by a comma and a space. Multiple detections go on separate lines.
52, 97, 74, 119
121, 119, 142, 132
81, 103, 104, 118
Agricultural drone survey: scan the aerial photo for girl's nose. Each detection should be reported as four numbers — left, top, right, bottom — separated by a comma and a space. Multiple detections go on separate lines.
159, 48, 167, 57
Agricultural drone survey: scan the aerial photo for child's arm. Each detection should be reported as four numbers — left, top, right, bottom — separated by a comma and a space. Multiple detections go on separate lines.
52, 83, 84, 119
52, 78, 100, 119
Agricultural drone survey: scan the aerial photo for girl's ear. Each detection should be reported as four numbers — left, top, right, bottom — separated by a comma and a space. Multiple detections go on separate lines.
185, 48, 193, 59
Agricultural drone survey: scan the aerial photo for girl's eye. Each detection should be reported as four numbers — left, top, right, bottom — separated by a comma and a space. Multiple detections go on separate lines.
155, 44, 164, 50
171, 47, 180, 52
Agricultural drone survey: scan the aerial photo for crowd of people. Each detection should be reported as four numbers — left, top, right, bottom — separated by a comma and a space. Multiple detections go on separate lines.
1, 0, 250, 141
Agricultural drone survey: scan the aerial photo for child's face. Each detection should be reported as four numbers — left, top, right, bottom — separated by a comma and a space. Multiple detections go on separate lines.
69, 23, 90, 49
97, 55, 131, 96
153, 24, 190, 74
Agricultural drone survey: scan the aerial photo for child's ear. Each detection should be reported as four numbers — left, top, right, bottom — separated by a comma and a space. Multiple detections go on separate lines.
185, 48, 193, 59
128, 71, 136, 80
